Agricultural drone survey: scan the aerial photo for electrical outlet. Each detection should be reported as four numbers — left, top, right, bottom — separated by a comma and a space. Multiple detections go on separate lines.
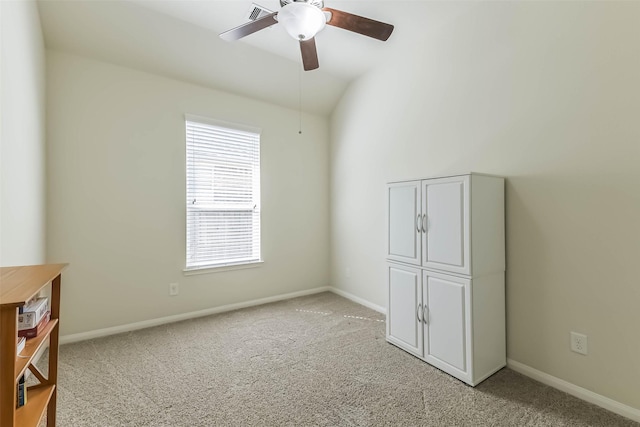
169, 283, 179, 296
570, 332, 588, 355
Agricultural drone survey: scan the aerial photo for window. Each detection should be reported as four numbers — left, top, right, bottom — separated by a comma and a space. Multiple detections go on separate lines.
185, 116, 261, 270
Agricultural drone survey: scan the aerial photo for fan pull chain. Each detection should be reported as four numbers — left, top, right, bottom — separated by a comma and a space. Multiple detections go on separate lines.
299, 65, 303, 135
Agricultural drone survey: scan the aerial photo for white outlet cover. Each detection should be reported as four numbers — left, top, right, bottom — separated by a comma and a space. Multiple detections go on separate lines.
169, 283, 179, 296
570, 332, 588, 355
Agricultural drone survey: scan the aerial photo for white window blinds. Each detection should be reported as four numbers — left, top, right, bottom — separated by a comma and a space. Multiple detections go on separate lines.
186, 117, 261, 269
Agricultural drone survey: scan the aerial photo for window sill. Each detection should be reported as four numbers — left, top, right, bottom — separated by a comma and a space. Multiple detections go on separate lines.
183, 260, 264, 276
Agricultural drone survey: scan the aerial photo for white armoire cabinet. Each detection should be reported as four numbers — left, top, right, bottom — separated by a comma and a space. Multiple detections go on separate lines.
386, 173, 505, 386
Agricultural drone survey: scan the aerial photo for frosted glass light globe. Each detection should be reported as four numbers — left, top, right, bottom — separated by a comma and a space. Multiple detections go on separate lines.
278, 2, 326, 40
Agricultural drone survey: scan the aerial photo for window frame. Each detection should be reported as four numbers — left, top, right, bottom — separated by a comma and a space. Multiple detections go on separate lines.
183, 114, 263, 274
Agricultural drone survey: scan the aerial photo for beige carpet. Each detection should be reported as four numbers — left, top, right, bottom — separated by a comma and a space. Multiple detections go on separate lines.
42, 292, 636, 426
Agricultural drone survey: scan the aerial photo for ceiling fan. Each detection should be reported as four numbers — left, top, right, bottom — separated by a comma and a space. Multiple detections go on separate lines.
220, 0, 394, 71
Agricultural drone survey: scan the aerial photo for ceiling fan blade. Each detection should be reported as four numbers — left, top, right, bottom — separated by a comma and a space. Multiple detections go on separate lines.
219, 12, 278, 41
300, 38, 319, 71
322, 8, 394, 41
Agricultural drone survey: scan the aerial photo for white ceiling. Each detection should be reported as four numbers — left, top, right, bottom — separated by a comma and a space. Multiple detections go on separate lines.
37, 0, 459, 115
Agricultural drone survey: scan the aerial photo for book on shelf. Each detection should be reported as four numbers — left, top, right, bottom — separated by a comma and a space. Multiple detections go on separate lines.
17, 375, 26, 408
18, 311, 51, 339
19, 291, 48, 312
17, 336, 26, 355
20, 295, 48, 312
18, 297, 49, 330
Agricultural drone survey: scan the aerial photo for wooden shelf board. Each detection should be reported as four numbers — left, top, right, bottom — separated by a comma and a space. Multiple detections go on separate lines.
15, 384, 55, 427
15, 319, 58, 381
0, 264, 67, 307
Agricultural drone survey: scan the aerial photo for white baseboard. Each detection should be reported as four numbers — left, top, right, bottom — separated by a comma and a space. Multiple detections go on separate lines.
60, 286, 331, 345
507, 359, 640, 423
328, 287, 386, 314
60, 286, 387, 345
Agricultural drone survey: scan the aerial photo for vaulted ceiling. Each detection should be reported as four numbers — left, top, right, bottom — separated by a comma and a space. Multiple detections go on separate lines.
37, 1, 462, 115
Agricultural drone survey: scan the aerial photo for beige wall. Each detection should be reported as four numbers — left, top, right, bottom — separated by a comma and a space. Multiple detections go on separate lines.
0, 0, 47, 266
46, 51, 330, 335
330, 1, 640, 411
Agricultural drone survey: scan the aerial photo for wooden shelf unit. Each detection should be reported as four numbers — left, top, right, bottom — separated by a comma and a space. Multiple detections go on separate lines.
0, 264, 67, 427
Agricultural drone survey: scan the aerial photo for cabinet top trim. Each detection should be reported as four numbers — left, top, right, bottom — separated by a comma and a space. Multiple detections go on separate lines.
0, 264, 68, 308
387, 172, 503, 185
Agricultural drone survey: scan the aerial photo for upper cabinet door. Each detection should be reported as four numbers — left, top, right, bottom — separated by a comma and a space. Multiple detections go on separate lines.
422, 176, 471, 275
387, 181, 421, 265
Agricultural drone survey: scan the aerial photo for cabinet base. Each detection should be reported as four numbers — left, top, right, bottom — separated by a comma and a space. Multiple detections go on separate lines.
385, 338, 505, 387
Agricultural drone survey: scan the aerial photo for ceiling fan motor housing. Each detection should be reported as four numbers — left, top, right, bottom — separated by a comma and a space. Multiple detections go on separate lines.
280, 0, 324, 9
278, 1, 327, 40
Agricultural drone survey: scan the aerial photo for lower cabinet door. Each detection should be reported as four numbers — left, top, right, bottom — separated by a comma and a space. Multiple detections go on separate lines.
423, 270, 471, 379
386, 263, 423, 357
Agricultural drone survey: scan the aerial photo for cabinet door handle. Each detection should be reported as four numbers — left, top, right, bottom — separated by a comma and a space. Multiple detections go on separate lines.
422, 214, 427, 233
423, 305, 429, 324
416, 214, 422, 233
416, 303, 423, 322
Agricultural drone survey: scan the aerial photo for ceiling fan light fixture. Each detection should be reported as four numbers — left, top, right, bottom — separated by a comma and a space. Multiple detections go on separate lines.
277, 2, 326, 40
